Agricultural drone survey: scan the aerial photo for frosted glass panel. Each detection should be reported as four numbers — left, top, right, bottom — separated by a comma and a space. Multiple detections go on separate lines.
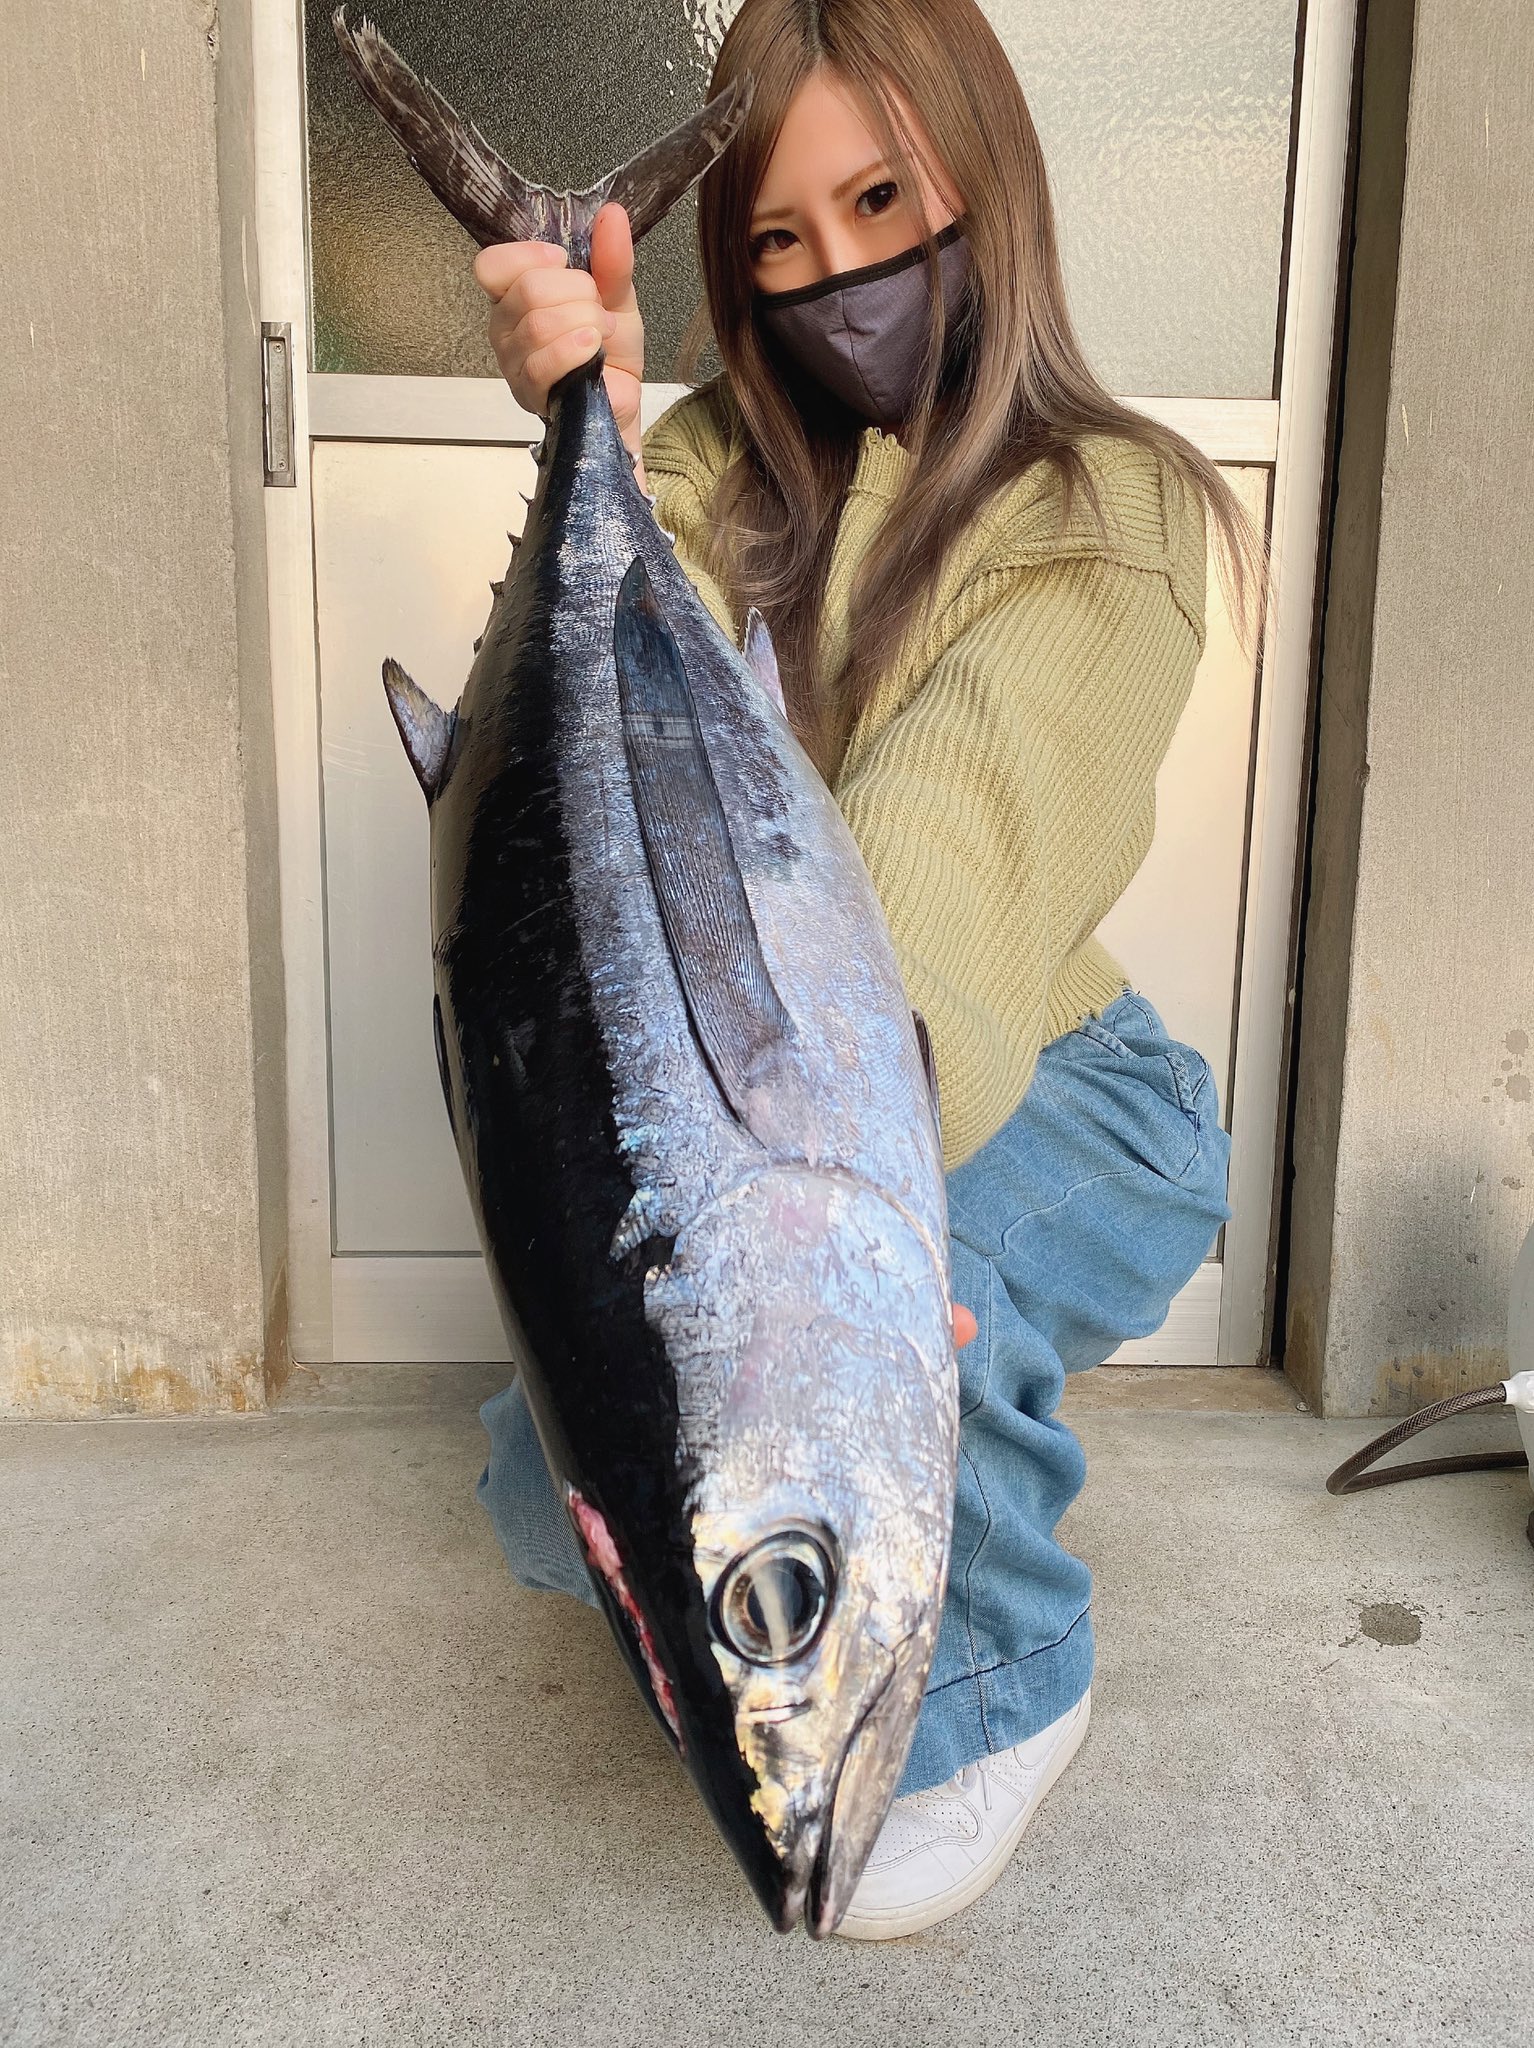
306, 2, 729, 379
307, 3, 1297, 394
988, 3, 1299, 396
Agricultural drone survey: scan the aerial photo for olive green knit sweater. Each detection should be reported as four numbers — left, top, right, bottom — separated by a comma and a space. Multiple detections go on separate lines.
641, 380, 1208, 1171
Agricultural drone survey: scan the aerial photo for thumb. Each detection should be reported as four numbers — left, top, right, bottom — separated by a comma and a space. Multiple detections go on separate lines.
590, 201, 637, 314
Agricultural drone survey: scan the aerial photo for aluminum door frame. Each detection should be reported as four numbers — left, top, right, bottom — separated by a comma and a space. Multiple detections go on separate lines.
252, 0, 1358, 1367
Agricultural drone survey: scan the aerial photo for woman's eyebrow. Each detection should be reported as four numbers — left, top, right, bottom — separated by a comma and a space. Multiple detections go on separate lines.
831, 158, 892, 201
749, 159, 891, 231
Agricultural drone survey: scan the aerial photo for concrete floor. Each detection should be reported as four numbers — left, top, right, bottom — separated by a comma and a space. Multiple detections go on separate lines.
3, 1367, 1532, 2048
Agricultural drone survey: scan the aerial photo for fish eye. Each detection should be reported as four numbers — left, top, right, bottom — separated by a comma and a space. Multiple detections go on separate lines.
712, 1531, 834, 1665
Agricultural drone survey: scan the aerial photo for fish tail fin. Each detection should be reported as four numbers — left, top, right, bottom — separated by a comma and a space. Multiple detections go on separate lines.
599, 76, 755, 253
332, 9, 753, 268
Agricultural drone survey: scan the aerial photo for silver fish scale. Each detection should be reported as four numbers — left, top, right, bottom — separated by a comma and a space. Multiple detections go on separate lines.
544, 414, 948, 1272
540, 403, 958, 1906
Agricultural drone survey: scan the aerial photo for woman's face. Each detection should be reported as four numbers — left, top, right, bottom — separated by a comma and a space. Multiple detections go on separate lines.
748, 68, 962, 294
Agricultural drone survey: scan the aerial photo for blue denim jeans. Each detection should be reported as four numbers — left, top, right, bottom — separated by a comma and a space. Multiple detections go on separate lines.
475, 986, 1233, 1796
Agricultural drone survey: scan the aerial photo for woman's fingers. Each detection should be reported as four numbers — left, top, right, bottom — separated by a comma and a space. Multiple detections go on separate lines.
474, 221, 644, 423
953, 1304, 979, 1349
476, 239, 618, 415
521, 325, 607, 398
590, 203, 647, 393
509, 298, 616, 403
510, 298, 615, 355
509, 260, 604, 313
589, 202, 636, 314
472, 238, 565, 302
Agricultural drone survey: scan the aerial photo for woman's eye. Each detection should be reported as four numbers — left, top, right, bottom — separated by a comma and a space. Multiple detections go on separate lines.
750, 227, 797, 260
856, 181, 898, 217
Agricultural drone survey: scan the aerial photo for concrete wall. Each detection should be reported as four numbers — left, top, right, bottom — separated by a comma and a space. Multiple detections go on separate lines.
1287, 0, 1534, 1414
4, 0, 1528, 1422
0, 0, 288, 1415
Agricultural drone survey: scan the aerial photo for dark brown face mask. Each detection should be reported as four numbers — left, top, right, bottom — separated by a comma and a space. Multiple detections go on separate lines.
754, 219, 971, 428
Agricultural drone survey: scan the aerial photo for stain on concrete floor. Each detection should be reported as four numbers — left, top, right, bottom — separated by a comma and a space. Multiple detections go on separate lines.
1353, 1599, 1425, 1647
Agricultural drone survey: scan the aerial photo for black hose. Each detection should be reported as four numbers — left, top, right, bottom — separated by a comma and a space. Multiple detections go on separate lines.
1324, 1383, 1527, 1495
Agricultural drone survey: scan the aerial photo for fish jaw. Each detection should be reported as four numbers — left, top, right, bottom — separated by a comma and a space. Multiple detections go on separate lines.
804, 1625, 933, 1935
642, 1164, 957, 1934
689, 1549, 940, 1937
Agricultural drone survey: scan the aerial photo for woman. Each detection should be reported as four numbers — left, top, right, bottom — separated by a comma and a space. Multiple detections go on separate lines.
474, 0, 1254, 1939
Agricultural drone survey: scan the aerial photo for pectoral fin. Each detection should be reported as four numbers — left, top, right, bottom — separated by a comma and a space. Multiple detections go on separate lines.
382, 658, 454, 800
613, 557, 798, 1133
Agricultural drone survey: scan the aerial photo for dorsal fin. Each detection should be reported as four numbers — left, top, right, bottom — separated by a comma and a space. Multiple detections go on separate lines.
613, 558, 801, 1138
382, 657, 453, 800
332, 9, 752, 269
742, 607, 786, 715
912, 1010, 941, 1142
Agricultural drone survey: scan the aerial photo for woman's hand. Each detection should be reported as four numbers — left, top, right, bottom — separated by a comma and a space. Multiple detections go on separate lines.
474, 202, 647, 477
954, 1304, 978, 1349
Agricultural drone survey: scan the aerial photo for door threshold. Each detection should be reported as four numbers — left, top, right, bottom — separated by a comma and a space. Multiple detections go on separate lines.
1061, 1366, 1304, 1415
269, 1359, 1304, 1419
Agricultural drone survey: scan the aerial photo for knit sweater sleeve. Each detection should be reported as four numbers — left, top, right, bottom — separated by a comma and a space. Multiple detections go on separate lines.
835, 465, 1208, 1171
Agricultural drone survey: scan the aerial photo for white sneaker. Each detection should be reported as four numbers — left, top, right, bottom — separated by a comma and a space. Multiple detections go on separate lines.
834, 1689, 1092, 1940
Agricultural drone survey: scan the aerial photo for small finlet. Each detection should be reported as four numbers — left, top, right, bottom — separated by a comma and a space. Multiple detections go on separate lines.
609, 1185, 666, 1261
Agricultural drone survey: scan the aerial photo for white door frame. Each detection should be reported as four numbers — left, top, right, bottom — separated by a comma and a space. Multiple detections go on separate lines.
252, 0, 1357, 1368
1222, 0, 1359, 1368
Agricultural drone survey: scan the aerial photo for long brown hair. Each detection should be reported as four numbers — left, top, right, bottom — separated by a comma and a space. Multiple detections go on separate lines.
675, 0, 1267, 778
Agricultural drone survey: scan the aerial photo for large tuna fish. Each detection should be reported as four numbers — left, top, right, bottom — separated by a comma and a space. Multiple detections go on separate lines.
333, 10, 957, 1936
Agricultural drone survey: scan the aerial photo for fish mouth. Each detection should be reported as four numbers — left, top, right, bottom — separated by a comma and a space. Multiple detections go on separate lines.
748, 1699, 811, 1725
725, 1653, 909, 1937
738, 1637, 923, 1937
803, 1635, 923, 1938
